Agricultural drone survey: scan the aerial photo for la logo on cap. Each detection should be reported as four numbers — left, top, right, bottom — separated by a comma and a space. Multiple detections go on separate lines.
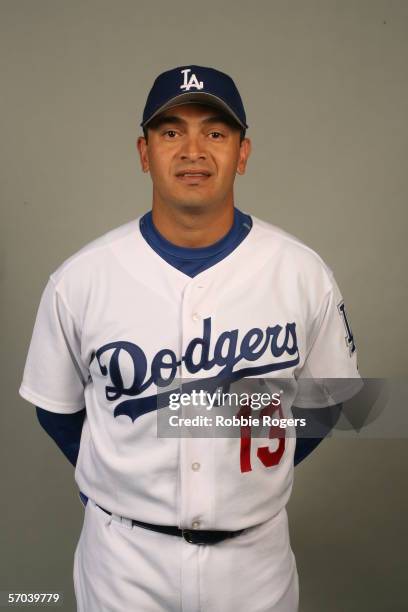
180, 68, 204, 91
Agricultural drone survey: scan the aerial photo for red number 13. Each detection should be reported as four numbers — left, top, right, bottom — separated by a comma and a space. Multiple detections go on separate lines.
239, 400, 286, 473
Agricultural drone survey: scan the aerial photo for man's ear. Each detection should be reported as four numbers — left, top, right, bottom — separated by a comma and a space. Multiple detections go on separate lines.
237, 137, 251, 175
137, 136, 149, 173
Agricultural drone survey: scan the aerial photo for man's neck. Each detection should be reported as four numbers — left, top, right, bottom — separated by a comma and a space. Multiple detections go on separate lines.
151, 202, 235, 248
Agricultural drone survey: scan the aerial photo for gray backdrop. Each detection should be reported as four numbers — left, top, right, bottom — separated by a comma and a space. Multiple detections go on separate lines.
1, 1, 407, 610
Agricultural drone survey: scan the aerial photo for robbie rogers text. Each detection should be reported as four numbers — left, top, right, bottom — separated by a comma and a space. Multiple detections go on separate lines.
168, 415, 306, 428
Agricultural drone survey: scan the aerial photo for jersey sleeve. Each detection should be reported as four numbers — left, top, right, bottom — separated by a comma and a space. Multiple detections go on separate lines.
293, 271, 363, 408
18, 276, 88, 413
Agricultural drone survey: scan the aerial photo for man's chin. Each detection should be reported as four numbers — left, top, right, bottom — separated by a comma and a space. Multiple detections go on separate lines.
171, 198, 219, 214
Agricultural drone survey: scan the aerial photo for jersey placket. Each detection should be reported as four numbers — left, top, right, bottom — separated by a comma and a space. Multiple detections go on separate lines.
178, 278, 215, 531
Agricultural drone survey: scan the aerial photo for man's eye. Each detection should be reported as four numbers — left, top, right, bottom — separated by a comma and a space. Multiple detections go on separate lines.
209, 131, 223, 139
164, 130, 178, 138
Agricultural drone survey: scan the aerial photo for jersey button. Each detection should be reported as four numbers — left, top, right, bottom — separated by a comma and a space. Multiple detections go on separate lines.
191, 462, 201, 471
192, 520, 201, 529
192, 312, 201, 321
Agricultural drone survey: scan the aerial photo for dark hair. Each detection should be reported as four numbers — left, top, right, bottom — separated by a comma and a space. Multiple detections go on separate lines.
142, 111, 246, 144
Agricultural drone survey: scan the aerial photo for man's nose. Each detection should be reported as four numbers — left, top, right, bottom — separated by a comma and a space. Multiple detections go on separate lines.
179, 134, 206, 161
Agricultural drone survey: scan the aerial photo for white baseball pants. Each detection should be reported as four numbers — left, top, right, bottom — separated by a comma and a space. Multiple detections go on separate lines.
73, 499, 299, 611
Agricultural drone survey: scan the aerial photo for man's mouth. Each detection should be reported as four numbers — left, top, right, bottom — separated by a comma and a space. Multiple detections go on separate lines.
176, 170, 211, 176
176, 171, 212, 183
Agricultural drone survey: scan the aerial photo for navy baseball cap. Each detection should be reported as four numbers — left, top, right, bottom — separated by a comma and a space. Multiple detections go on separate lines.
141, 65, 248, 130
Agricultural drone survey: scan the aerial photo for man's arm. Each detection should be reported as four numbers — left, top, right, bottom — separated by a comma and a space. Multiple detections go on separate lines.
36, 406, 86, 467
36, 407, 89, 506
292, 403, 342, 466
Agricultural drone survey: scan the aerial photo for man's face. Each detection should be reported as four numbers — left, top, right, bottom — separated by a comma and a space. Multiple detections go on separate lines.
137, 104, 251, 212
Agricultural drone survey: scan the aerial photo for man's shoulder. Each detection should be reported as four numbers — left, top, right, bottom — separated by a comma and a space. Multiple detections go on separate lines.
49, 216, 141, 287
251, 215, 329, 265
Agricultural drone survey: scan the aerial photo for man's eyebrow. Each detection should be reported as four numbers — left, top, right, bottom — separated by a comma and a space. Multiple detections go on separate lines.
148, 114, 236, 130
201, 114, 234, 126
149, 115, 185, 129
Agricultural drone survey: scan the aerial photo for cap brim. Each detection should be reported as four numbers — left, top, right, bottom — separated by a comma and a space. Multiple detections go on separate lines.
142, 92, 248, 130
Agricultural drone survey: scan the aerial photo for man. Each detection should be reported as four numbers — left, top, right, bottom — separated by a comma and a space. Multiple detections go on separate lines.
19, 65, 362, 611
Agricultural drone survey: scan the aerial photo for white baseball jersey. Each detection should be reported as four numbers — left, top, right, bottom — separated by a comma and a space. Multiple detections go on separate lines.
19, 213, 362, 531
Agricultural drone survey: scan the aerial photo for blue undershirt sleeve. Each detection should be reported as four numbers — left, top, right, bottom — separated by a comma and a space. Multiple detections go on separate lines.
36, 406, 89, 506
36, 406, 85, 469
292, 404, 342, 466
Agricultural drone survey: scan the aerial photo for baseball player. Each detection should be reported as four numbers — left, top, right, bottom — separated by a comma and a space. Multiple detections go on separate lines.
19, 65, 362, 612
